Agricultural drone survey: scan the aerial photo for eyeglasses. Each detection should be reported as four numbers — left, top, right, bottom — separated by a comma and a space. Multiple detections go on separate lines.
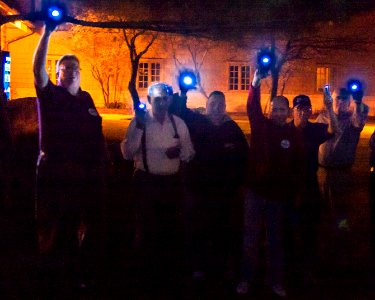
294, 107, 312, 114
58, 65, 81, 72
152, 96, 169, 102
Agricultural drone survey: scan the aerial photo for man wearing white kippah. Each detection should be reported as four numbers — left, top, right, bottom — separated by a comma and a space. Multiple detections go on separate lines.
121, 82, 195, 289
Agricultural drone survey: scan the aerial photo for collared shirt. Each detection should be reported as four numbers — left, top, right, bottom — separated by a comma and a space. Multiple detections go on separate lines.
121, 111, 195, 175
36, 80, 106, 164
290, 120, 333, 177
317, 109, 368, 167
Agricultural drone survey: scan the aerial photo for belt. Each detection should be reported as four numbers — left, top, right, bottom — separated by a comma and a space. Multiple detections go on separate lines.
319, 164, 352, 171
134, 169, 179, 178
37, 151, 91, 165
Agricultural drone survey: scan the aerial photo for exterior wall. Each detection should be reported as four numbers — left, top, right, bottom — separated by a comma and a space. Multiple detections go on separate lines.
4, 23, 375, 116
8, 30, 105, 106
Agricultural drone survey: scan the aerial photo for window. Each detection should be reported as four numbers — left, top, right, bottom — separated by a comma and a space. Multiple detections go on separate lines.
316, 66, 331, 92
138, 61, 161, 89
46, 57, 59, 84
229, 64, 250, 90
241, 66, 250, 90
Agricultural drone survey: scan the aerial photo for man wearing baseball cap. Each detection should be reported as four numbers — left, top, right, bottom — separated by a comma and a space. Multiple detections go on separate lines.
288, 92, 338, 286
121, 82, 195, 290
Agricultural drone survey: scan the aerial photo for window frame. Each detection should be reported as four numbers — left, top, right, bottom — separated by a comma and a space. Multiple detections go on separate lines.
46, 56, 61, 84
228, 62, 251, 91
138, 60, 162, 90
316, 66, 332, 92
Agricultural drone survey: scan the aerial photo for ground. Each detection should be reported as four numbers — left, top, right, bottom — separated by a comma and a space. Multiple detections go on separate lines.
0, 111, 375, 299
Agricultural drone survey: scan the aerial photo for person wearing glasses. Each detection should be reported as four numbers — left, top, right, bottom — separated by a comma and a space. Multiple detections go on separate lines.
33, 23, 108, 295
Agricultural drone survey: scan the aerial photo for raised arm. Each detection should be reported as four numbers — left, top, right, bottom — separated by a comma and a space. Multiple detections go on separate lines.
120, 118, 143, 160
33, 25, 54, 89
247, 69, 266, 124
323, 89, 341, 135
352, 91, 369, 129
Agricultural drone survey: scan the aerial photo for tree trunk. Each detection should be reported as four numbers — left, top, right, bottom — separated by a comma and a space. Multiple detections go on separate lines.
271, 68, 279, 100
128, 59, 140, 107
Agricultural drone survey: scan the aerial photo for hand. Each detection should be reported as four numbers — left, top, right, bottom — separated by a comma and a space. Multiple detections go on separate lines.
135, 108, 146, 129
356, 102, 369, 115
323, 91, 333, 109
179, 85, 188, 95
165, 145, 181, 159
44, 21, 58, 34
352, 90, 363, 104
252, 69, 268, 87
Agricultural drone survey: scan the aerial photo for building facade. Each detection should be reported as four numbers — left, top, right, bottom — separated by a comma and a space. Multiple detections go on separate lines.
2, 0, 375, 115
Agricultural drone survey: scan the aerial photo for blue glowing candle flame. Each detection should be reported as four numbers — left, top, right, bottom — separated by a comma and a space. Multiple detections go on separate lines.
52, 10, 60, 17
262, 57, 270, 65
48, 6, 63, 21
183, 76, 193, 86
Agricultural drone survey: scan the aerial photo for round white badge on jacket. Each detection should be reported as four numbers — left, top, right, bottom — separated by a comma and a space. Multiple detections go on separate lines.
88, 108, 98, 116
280, 139, 290, 149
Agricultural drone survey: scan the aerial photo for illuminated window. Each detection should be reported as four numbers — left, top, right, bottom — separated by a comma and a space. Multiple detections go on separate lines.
47, 58, 59, 84
138, 62, 149, 89
316, 66, 331, 92
151, 63, 160, 82
229, 64, 250, 90
241, 66, 250, 90
138, 61, 161, 89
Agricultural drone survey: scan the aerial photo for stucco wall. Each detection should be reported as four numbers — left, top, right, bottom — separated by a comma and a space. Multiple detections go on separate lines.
5, 28, 375, 116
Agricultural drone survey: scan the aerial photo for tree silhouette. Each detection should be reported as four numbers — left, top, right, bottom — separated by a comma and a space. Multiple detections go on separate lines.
67, 12, 127, 108
169, 35, 215, 99
123, 28, 158, 107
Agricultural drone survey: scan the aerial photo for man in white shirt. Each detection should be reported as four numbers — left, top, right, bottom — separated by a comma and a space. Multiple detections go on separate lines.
122, 83, 194, 174
121, 82, 194, 290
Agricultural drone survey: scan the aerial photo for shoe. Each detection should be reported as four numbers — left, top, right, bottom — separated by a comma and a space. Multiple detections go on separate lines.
302, 271, 318, 288
79, 282, 88, 289
192, 270, 205, 281
236, 280, 249, 295
337, 218, 350, 231
272, 284, 287, 298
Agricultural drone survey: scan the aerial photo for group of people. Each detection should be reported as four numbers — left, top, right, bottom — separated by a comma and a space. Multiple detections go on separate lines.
31, 23, 372, 298
236, 69, 368, 298
120, 66, 369, 298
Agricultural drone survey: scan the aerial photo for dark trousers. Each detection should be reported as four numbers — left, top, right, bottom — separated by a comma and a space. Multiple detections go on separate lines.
35, 159, 106, 295
285, 177, 322, 279
240, 188, 286, 286
370, 171, 375, 263
132, 170, 184, 284
318, 166, 353, 226
185, 182, 243, 279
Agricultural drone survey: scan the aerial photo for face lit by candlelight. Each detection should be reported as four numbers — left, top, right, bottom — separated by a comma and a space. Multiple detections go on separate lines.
270, 96, 289, 126
56, 55, 81, 93
206, 91, 226, 125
